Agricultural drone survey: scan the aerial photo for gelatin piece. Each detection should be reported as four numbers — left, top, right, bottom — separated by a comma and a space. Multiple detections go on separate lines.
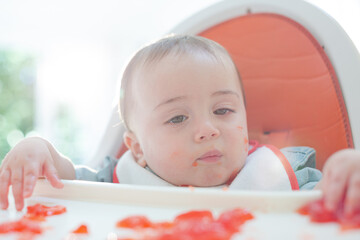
218, 208, 255, 232
297, 198, 360, 230
114, 208, 255, 240
0, 219, 42, 234
116, 215, 153, 229
72, 224, 89, 234
174, 210, 214, 224
27, 203, 67, 217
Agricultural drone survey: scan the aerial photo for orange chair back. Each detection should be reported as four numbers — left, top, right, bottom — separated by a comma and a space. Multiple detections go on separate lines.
199, 13, 353, 169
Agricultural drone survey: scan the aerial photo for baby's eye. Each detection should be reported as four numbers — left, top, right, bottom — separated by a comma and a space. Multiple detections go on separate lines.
166, 115, 188, 124
214, 108, 235, 115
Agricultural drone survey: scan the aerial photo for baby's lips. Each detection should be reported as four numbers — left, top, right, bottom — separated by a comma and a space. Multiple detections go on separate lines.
197, 149, 222, 160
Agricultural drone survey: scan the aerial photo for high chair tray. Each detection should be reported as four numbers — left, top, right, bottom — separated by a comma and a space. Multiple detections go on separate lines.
1, 179, 359, 240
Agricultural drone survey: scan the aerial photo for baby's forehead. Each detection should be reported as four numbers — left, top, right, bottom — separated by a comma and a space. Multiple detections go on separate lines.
130, 50, 240, 94
130, 53, 241, 104
138, 50, 235, 76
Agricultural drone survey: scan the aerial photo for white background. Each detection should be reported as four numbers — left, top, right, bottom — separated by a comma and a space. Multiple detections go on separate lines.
0, 0, 359, 163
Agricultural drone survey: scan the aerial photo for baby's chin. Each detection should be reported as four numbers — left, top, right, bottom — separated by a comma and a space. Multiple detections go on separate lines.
163, 168, 233, 187
192, 180, 227, 187
177, 175, 229, 187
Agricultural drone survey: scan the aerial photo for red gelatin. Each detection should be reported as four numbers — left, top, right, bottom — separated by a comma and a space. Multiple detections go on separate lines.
72, 224, 89, 234
297, 199, 338, 223
0, 219, 42, 234
116, 215, 153, 229
116, 208, 255, 240
297, 198, 360, 230
218, 208, 254, 232
174, 210, 214, 223
26, 203, 66, 217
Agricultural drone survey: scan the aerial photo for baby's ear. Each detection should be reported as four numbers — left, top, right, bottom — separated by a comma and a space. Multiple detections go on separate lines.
123, 131, 146, 167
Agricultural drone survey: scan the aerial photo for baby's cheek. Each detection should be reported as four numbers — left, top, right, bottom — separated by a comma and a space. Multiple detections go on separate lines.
234, 125, 247, 141
232, 125, 249, 153
166, 149, 189, 169
170, 151, 180, 158
244, 137, 249, 152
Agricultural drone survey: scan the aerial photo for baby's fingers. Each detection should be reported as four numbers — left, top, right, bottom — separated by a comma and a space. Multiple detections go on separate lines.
0, 169, 11, 209
23, 164, 40, 198
43, 162, 64, 189
323, 169, 348, 211
11, 168, 25, 211
344, 173, 360, 216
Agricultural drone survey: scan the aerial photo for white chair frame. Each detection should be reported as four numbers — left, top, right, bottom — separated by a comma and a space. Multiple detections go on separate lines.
90, 0, 360, 167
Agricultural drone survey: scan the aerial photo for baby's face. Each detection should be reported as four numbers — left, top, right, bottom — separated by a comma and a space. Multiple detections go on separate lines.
128, 53, 248, 187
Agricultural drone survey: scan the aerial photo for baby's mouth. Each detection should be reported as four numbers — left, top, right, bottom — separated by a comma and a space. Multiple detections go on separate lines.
196, 150, 223, 163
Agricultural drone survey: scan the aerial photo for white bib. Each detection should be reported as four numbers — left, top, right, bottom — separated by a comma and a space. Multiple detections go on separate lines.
114, 145, 299, 191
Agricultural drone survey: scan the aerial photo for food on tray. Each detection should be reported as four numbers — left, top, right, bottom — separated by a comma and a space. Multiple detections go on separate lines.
116, 208, 254, 240
0, 203, 67, 236
117, 215, 154, 229
26, 203, 67, 217
0, 218, 43, 234
72, 224, 89, 234
297, 198, 360, 230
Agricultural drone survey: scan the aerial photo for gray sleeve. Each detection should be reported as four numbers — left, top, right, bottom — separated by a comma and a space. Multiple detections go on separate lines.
75, 156, 118, 183
281, 147, 322, 190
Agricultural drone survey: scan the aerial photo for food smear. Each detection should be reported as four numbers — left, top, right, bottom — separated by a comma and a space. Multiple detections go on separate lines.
72, 224, 89, 234
297, 198, 360, 230
116, 208, 254, 240
26, 203, 67, 218
0, 219, 42, 234
0, 203, 67, 236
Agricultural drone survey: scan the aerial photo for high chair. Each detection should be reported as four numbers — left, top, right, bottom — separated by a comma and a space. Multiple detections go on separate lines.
91, 0, 360, 170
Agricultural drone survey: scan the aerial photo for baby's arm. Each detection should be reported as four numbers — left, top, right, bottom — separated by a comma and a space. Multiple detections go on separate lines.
0, 137, 75, 211
316, 149, 360, 216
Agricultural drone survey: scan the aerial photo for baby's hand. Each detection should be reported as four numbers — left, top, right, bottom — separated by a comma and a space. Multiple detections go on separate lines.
320, 149, 360, 216
0, 137, 64, 211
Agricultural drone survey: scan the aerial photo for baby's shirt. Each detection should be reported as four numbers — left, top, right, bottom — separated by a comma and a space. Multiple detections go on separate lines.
281, 146, 321, 190
75, 145, 322, 190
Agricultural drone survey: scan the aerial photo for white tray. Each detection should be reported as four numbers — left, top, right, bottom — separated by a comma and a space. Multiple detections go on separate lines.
1, 179, 360, 240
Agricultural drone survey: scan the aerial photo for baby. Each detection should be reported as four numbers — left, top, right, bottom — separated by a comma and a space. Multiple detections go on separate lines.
0, 35, 360, 217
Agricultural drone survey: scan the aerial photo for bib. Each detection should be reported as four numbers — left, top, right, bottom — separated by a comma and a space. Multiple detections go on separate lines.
113, 143, 299, 191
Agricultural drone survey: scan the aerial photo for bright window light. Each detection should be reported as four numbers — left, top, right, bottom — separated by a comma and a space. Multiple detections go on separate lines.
0, 0, 359, 165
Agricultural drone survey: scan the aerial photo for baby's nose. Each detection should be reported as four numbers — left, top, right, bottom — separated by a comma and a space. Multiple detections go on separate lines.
194, 122, 220, 142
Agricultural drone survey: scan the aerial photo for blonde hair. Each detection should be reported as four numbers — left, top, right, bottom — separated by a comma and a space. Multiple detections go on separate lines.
119, 34, 245, 130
